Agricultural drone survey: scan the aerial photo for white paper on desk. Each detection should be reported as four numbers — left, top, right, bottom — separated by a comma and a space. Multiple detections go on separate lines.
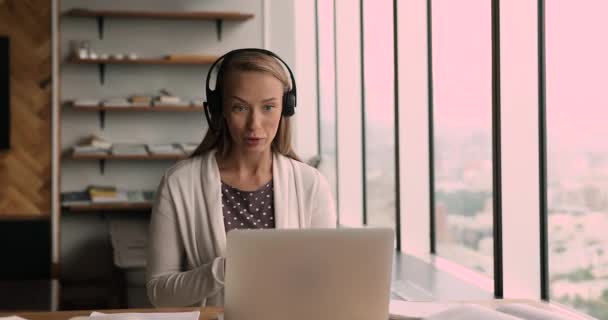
90, 311, 200, 320
389, 300, 463, 320
0, 316, 28, 320
425, 304, 522, 320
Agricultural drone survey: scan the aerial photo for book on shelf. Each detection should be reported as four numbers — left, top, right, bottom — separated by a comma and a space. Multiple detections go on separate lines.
152, 99, 190, 107
62, 188, 156, 207
61, 191, 92, 205
112, 144, 149, 156
146, 143, 185, 156
129, 94, 153, 106
72, 99, 100, 107
72, 135, 112, 155
101, 97, 131, 107
72, 145, 110, 156
87, 185, 128, 203
126, 190, 156, 203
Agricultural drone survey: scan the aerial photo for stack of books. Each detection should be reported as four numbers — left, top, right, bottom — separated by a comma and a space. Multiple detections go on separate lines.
73, 135, 112, 155
112, 144, 149, 156
88, 185, 128, 203
126, 190, 155, 203
153, 89, 190, 107
146, 143, 184, 156
61, 191, 91, 205
129, 94, 152, 106
72, 99, 100, 107
61, 189, 155, 207
101, 97, 131, 107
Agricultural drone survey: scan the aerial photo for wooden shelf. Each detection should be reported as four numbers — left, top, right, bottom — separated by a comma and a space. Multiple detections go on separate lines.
67, 56, 218, 84
68, 152, 187, 174
68, 56, 218, 65
63, 202, 152, 212
65, 8, 254, 21
71, 105, 204, 112
63, 8, 254, 40
70, 153, 187, 161
68, 104, 203, 129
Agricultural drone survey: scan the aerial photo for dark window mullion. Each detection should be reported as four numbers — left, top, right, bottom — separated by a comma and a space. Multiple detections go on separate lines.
491, 0, 504, 299
426, 0, 437, 254
537, 0, 549, 301
360, 0, 368, 226
393, 0, 401, 250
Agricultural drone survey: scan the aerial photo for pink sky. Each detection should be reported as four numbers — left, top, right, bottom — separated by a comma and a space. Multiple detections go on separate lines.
318, 0, 606, 151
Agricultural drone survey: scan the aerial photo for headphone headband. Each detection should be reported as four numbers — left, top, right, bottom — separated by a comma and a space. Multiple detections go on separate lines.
204, 48, 297, 132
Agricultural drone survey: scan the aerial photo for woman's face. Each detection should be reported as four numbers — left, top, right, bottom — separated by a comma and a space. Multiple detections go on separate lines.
222, 70, 284, 155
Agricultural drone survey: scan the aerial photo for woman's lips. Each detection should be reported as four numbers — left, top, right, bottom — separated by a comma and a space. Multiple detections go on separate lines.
245, 137, 264, 146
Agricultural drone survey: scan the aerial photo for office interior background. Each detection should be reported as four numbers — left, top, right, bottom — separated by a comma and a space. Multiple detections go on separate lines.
1, 0, 607, 319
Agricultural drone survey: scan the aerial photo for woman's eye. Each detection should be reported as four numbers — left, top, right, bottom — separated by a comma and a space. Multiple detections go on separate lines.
263, 105, 275, 111
232, 105, 246, 112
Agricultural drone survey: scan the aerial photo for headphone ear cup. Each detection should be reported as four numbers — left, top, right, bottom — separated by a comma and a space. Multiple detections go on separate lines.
282, 92, 296, 117
208, 91, 222, 117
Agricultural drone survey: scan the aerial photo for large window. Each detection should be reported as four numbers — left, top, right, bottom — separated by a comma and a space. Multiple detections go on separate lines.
546, 2, 608, 318
431, 0, 494, 276
316, 0, 338, 215
362, 0, 396, 229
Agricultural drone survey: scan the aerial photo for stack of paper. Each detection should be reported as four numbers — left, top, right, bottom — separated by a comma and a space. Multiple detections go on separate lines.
73, 135, 112, 155
73, 145, 110, 155
146, 143, 184, 156
112, 144, 149, 156
108, 217, 150, 269
389, 300, 462, 320
102, 97, 131, 107
389, 300, 578, 320
152, 99, 190, 107
89, 311, 200, 320
0, 316, 28, 320
72, 99, 100, 107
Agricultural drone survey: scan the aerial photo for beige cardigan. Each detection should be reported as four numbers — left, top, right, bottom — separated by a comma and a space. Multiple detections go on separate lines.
146, 150, 337, 307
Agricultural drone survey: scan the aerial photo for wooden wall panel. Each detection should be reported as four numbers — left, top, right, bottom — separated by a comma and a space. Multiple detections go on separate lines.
0, 0, 52, 218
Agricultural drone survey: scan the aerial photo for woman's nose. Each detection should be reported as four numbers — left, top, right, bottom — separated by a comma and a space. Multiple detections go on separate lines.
247, 109, 262, 130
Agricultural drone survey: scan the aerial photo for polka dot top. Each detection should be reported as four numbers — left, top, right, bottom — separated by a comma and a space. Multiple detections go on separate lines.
221, 180, 275, 232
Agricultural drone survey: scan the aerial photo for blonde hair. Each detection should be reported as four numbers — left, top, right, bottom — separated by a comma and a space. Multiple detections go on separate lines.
190, 51, 300, 161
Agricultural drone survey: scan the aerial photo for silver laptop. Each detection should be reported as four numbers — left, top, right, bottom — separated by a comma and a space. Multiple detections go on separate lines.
224, 228, 394, 320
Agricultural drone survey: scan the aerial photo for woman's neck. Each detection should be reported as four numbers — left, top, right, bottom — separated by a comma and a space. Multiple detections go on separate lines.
219, 148, 273, 179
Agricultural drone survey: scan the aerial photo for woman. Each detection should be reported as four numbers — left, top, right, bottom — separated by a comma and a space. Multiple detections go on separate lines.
146, 49, 337, 307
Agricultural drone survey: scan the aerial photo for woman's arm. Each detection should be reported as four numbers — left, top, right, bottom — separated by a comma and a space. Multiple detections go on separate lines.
311, 170, 338, 228
146, 175, 225, 307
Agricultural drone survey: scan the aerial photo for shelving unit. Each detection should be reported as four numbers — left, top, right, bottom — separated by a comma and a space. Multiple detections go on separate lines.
68, 104, 204, 128
63, 202, 152, 212
70, 153, 187, 161
67, 152, 188, 174
70, 105, 203, 112
56, 3, 257, 300
67, 56, 218, 84
64, 8, 254, 40
68, 56, 218, 65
